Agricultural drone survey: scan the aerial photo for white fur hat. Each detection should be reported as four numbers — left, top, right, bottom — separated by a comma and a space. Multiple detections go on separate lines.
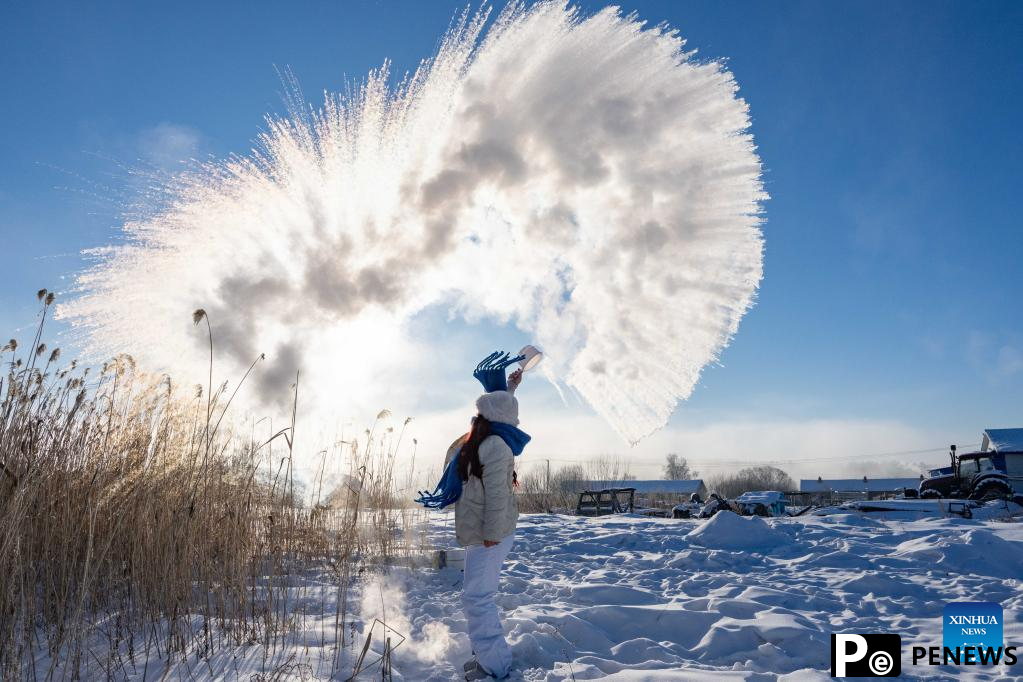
475, 390, 519, 426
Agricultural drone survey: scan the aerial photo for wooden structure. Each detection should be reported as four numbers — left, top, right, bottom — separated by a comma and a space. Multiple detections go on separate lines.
575, 488, 636, 516
570, 479, 707, 514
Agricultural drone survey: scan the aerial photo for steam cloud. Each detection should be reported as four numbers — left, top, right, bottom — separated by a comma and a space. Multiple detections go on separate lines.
59, 2, 765, 444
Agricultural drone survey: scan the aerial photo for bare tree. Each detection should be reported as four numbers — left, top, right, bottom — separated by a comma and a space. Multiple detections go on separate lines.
517, 462, 586, 513
663, 453, 696, 480
516, 456, 635, 513
586, 454, 635, 482
708, 465, 794, 498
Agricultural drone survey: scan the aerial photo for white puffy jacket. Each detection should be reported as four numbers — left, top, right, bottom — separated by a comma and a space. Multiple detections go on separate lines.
448, 390, 520, 546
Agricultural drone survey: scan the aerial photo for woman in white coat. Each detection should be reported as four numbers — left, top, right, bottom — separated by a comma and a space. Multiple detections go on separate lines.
417, 352, 532, 679
449, 368, 527, 680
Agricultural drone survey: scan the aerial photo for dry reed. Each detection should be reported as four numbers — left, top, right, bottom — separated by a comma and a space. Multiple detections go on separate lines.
0, 292, 426, 680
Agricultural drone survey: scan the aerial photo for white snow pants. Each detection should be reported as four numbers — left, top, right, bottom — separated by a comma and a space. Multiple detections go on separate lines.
462, 533, 514, 678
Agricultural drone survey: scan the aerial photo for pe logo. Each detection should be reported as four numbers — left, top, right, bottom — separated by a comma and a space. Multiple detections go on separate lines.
944, 602, 1002, 651
831, 634, 901, 677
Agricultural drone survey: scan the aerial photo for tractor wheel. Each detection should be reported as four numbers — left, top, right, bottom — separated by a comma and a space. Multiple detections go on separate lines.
970, 480, 1012, 501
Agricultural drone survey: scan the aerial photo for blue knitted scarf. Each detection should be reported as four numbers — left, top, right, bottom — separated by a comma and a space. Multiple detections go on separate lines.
415, 422, 530, 510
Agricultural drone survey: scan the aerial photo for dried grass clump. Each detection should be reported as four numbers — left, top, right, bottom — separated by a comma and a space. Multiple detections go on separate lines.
0, 292, 425, 680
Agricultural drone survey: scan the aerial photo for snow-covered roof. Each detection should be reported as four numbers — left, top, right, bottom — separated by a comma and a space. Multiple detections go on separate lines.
982, 428, 1023, 453
574, 479, 706, 494
799, 478, 922, 493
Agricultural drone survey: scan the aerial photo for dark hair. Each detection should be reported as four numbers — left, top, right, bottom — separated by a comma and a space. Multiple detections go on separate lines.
458, 414, 492, 482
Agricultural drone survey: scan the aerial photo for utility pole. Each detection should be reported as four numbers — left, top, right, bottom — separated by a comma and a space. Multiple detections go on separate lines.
546, 459, 552, 513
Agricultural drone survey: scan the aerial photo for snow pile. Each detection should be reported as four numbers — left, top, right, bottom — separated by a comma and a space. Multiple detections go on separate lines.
686, 510, 790, 550
817, 512, 888, 528
891, 527, 1023, 579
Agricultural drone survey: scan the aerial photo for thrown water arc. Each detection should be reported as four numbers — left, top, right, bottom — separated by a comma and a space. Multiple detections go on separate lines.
58, 2, 765, 445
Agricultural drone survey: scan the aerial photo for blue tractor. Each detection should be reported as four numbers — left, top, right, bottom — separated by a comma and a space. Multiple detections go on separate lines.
919, 428, 1023, 501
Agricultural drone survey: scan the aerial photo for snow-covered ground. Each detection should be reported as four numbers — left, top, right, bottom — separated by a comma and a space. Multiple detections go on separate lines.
402, 511, 1023, 680
57, 511, 1023, 680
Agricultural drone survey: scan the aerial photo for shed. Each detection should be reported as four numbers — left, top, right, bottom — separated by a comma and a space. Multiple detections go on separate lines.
799, 477, 922, 502
575, 488, 636, 517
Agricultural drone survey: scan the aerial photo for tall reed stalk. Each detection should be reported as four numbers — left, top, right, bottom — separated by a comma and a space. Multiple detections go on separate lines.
0, 292, 425, 680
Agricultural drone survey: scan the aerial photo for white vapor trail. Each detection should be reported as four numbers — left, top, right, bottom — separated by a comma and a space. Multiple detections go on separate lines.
59, 2, 765, 444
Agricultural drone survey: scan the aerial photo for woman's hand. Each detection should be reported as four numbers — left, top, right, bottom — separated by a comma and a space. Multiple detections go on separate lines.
483, 540, 499, 547
507, 368, 523, 393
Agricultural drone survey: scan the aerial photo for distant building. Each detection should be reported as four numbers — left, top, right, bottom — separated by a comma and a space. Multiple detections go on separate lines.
799, 477, 922, 503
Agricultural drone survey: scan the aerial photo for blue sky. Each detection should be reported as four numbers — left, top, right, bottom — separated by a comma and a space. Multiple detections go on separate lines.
2, 1, 1021, 477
